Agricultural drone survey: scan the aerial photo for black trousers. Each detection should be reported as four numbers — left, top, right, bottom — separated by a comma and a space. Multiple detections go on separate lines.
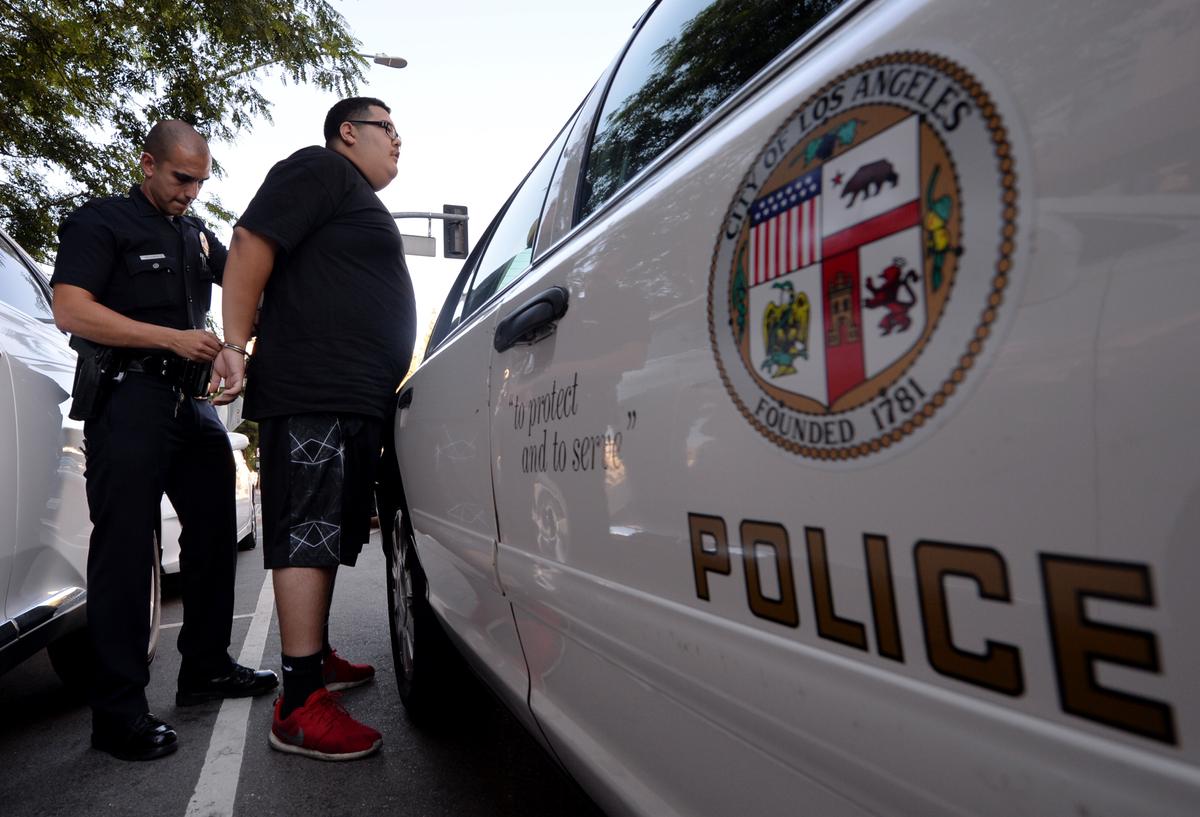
83, 373, 237, 721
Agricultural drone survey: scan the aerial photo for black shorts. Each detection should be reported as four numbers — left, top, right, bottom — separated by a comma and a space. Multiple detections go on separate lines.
259, 413, 382, 569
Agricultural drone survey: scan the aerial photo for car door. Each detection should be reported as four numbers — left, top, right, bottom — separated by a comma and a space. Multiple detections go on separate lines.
0, 309, 17, 627
0, 234, 88, 631
394, 267, 518, 707
488, 1, 1199, 816
394, 117, 577, 725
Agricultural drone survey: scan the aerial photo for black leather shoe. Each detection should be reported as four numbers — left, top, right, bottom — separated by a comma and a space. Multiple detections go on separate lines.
176, 663, 279, 706
91, 713, 178, 761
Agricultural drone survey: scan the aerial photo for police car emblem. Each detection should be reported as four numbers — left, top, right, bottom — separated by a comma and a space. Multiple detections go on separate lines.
709, 52, 1023, 463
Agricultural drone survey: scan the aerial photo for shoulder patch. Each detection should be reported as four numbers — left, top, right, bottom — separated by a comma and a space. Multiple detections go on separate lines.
79, 194, 127, 211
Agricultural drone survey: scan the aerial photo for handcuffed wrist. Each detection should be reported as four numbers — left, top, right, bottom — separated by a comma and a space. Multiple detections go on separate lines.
222, 341, 249, 355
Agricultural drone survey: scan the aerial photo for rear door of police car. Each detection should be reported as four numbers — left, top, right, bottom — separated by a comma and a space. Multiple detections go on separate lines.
487, 1, 1200, 816
393, 107, 587, 740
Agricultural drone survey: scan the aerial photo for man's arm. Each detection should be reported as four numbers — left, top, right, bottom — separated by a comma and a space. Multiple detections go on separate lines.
211, 226, 277, 403
52, 283, 222, 362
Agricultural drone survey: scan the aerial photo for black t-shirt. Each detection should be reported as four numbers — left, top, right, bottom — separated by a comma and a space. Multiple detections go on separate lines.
51, 186, 227, 333
237, 146, 416, 421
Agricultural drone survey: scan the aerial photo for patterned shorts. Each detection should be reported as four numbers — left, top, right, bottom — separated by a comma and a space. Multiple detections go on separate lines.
259, 413, 382, 569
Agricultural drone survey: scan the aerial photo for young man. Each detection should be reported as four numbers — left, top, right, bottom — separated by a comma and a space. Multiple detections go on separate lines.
51, 121, 278, 762
214, 97, 416, 760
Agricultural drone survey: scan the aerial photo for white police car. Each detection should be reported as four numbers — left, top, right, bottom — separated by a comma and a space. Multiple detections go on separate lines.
380, 1, 1200, 814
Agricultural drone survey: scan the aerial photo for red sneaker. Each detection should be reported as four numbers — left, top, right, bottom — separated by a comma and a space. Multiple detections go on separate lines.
323, 648, 376, 691
269, 689, 382, 761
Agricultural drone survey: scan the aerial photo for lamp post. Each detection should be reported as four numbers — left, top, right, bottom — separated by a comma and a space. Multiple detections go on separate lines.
358, 52, 408, 69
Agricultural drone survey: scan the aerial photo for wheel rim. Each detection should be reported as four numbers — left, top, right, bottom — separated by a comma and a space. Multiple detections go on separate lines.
147, 532, 162, 664
391, 510, 416, 680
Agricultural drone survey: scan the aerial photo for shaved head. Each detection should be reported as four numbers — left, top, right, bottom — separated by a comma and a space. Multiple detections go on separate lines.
139, 120, 211, 215
144, 120, 208, 162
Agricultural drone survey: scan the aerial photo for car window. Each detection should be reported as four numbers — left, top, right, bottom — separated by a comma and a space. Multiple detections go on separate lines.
453, 119, 576, 325
0, 236, 53, 321
579, 0, 846, 220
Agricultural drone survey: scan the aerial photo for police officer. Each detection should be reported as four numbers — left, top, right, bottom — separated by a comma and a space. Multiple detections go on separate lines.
51, 120, 277, 762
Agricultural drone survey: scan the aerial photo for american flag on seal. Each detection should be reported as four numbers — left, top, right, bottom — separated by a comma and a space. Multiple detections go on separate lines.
748, 168, 821, 286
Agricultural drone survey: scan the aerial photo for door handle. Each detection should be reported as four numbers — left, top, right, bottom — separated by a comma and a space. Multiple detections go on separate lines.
493, 286, 569, 352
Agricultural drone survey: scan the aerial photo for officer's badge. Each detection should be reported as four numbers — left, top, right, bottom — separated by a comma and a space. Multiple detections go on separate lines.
709, 52, 1027, 464
199, 231, 210, 258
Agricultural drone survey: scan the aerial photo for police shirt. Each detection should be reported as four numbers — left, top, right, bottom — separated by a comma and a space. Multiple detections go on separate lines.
51, 186, 227, 332
236, 146, 416, 421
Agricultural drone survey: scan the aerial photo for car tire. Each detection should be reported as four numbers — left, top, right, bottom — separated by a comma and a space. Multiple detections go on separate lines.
49, 545, 162, 694
46, 625, 90, 697
382, 501, 471, 725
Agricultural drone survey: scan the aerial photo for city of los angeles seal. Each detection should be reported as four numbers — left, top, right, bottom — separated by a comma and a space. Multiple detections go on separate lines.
709, 52, 1023, 463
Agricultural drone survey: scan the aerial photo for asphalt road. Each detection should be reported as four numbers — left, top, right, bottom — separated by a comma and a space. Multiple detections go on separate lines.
0, 529, 605, 817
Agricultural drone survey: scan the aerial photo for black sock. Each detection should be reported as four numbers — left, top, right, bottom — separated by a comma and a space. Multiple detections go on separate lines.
280, 651, 324, 719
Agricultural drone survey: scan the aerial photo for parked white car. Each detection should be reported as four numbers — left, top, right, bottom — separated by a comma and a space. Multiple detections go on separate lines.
380, 1, 1200, 815
0, 226, 93, 681
159, 430, 258, 575
0, 224, 255, 684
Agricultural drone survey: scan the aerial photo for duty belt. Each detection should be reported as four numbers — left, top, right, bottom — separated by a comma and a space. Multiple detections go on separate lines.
123, 353, 191, 385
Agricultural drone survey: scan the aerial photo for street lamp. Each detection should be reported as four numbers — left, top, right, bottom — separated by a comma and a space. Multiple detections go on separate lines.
357, 52, 407, 69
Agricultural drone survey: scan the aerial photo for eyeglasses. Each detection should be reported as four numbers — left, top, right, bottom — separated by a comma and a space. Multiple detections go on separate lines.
346, 119, 400, 142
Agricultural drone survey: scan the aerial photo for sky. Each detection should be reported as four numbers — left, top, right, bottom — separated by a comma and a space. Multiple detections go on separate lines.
202, 0, 651, 332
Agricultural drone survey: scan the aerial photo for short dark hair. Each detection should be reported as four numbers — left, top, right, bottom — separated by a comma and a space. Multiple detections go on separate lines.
323, 97, 391, 144
144, 120, 206, 161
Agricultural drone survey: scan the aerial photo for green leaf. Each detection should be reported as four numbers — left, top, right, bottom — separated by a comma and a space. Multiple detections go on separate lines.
0, 0, 363, 259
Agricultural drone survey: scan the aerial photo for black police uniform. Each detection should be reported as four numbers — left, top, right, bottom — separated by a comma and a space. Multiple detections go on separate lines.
50, 186, 239, 727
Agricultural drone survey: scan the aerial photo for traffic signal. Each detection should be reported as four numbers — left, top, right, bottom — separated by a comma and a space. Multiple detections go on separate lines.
443, 204, 469, 259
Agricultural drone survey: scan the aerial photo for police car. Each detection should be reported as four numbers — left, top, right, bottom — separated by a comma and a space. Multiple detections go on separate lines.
379, 1, 1199, 814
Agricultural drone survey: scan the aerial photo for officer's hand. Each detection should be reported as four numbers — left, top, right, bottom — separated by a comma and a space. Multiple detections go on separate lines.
211, 347, 246, 406
170, 329, 223, 362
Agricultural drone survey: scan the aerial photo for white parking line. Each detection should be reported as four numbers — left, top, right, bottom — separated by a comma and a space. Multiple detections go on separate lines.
184, 574, 275, 817
160, 613, 254, 631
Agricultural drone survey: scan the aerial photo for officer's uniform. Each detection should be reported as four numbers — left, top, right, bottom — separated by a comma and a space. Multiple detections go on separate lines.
51, 186, 237, 725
